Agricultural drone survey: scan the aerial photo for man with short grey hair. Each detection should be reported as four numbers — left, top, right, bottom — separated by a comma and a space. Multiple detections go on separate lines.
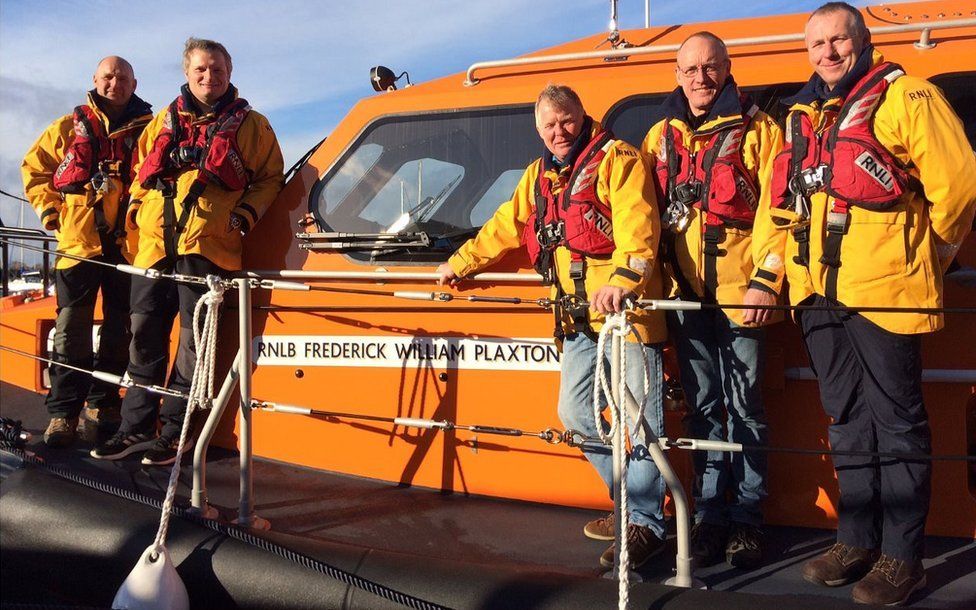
437, 84, 669, 570
755, 2, 976, 604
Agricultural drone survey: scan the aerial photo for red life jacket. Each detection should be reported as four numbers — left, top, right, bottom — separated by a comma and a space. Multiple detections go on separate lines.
137, 95, 252, 192
53, 105, 143, 197
654, 105, 760, 230
769, 62, 921, 272
523, 128, 615, 273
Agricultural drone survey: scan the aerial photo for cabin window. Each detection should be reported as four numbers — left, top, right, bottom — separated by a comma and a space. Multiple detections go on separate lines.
310, 106, 538, 264
603, 83, 805, 147
932, 72, 976, 149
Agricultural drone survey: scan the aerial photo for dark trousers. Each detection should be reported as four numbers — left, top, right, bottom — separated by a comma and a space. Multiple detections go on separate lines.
799, 295, 931, 562
45, 254, 131, 419
120, 255, 226, 439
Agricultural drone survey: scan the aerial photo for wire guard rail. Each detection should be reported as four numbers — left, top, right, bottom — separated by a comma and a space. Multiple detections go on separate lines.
1, 244, 975, 607
463, 18, 976, 85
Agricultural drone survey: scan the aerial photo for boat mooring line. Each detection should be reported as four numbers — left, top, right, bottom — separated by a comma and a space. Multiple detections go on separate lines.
0, 446, 451, 610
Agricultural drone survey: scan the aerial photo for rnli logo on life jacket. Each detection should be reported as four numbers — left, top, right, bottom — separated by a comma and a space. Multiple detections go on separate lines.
54, 152, 74, 180
583, 207, 613, 240
734, 174, 759, 210
854, 151, 895, 192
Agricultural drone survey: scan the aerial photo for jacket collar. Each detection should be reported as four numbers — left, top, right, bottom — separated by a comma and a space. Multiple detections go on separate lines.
543, 115, 595, 173
783, 45, 878, 107
660, 77, 749, 132
180, 83, 239, 117
86, 90, 153, 132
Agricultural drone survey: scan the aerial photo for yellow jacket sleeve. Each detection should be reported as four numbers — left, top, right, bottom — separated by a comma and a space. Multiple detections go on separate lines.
746, 113, 787, 295
448, 161, 536, 277
233, 111, 285, 232
21, 115, 72, 230
879, 76, 976, 269
597, 142, 660, 294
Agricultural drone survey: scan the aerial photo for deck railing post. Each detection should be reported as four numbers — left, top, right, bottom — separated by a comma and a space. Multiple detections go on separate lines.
235, 278, 269, 530
190, 355, 240, 518
41, 241, 50, 297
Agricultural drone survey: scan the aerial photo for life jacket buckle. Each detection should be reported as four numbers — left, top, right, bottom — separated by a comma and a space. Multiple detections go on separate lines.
170, 145, 203, 166
792, 164, 828, 196
536, 221, 565, 249
825, 211, 850, 235
665, 201, 692, 234
673, 181, 701, 206
568, 260, 585, 281
90, 171, 112, 194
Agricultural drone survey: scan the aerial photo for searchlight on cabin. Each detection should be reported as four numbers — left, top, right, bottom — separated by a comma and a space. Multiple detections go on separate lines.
370, 66, 412, 92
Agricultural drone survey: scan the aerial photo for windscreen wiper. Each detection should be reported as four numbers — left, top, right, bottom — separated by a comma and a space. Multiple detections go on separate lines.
296, 231, 431, 251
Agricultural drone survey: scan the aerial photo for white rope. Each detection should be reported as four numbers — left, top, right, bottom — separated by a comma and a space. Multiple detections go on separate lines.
593, 311, 651, 610
151, 275, 226, 558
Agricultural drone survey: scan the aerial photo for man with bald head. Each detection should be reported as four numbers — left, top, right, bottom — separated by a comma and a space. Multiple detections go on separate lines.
22, 56, 153, 447
755, 2, 976, 604
642, 31, 783, 569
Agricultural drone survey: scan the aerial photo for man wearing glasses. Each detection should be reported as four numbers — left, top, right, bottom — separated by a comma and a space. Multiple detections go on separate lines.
642, 31, 783, 569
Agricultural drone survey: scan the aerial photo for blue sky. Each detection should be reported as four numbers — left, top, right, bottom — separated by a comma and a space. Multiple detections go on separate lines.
0, 0, 866, 263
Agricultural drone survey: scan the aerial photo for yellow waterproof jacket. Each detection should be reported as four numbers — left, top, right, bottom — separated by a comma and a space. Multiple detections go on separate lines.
21, 92, 152, 269
753, 50, 976, 334
128, 90, 284, 271
642, 92, 783, 326
448, 121, 666, 344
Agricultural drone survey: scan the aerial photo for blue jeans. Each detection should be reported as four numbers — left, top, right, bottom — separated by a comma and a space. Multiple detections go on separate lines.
557, 333, 666, 538
668, 309, 767, 527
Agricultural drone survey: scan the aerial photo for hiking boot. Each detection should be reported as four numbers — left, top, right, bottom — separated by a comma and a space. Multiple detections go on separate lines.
583, 512, 615, 541
690, 521, 729, 567
44, 417, 79, 448
726, 522, 764, 568
78, 405, 121, 442
141, 435, 194, 467
852, 555, 926, 606
91, 429, 157, 460
802, 543, 881, 587
599, 523, 665, 569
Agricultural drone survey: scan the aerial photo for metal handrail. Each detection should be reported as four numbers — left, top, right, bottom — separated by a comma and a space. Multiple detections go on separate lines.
237, 269, 544, 283
463, 18, 976, 85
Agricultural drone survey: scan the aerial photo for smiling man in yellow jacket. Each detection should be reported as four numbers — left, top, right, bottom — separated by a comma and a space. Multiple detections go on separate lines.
22, 56, 152, 447
642, 31, 784, 570
91, 38, 284, 467
753, 3, 976, 605
437, 84, 667, 571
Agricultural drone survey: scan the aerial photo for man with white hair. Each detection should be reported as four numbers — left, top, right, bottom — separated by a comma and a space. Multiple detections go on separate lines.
756, 2, 976, 604
437, 84, 668, 570
22, 56, 152, 447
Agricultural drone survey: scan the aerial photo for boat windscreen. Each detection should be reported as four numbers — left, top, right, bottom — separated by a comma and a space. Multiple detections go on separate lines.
310, 106, 538, 264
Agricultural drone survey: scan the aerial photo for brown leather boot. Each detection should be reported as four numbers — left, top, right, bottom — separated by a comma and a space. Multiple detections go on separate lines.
802, 543, 881, 587
852, 555, 926, 606
44, 417, 79, 448
583, 512, 615, 541
599, 523, 665, 569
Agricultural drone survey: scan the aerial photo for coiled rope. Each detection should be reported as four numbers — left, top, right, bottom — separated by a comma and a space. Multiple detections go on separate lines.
151, 276, 225, 560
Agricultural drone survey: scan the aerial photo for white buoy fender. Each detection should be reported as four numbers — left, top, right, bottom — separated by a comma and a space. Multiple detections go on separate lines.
112, 545, 189, 610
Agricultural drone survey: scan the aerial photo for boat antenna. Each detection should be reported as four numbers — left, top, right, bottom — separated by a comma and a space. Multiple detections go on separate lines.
600, 0, 633, 49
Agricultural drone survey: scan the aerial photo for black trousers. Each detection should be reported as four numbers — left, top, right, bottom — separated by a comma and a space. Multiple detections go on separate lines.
799, 295, 931, 562
45, 253, 131, 419
119, 255, 226, 440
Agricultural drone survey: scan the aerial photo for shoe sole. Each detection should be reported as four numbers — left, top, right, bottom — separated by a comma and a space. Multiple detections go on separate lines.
852, 574, 926, 606
140, 439, 194, 467
803, 572, 856, 587
583, 528, 615, 541
90, 438, 157, 461
599, 540, 666, 569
